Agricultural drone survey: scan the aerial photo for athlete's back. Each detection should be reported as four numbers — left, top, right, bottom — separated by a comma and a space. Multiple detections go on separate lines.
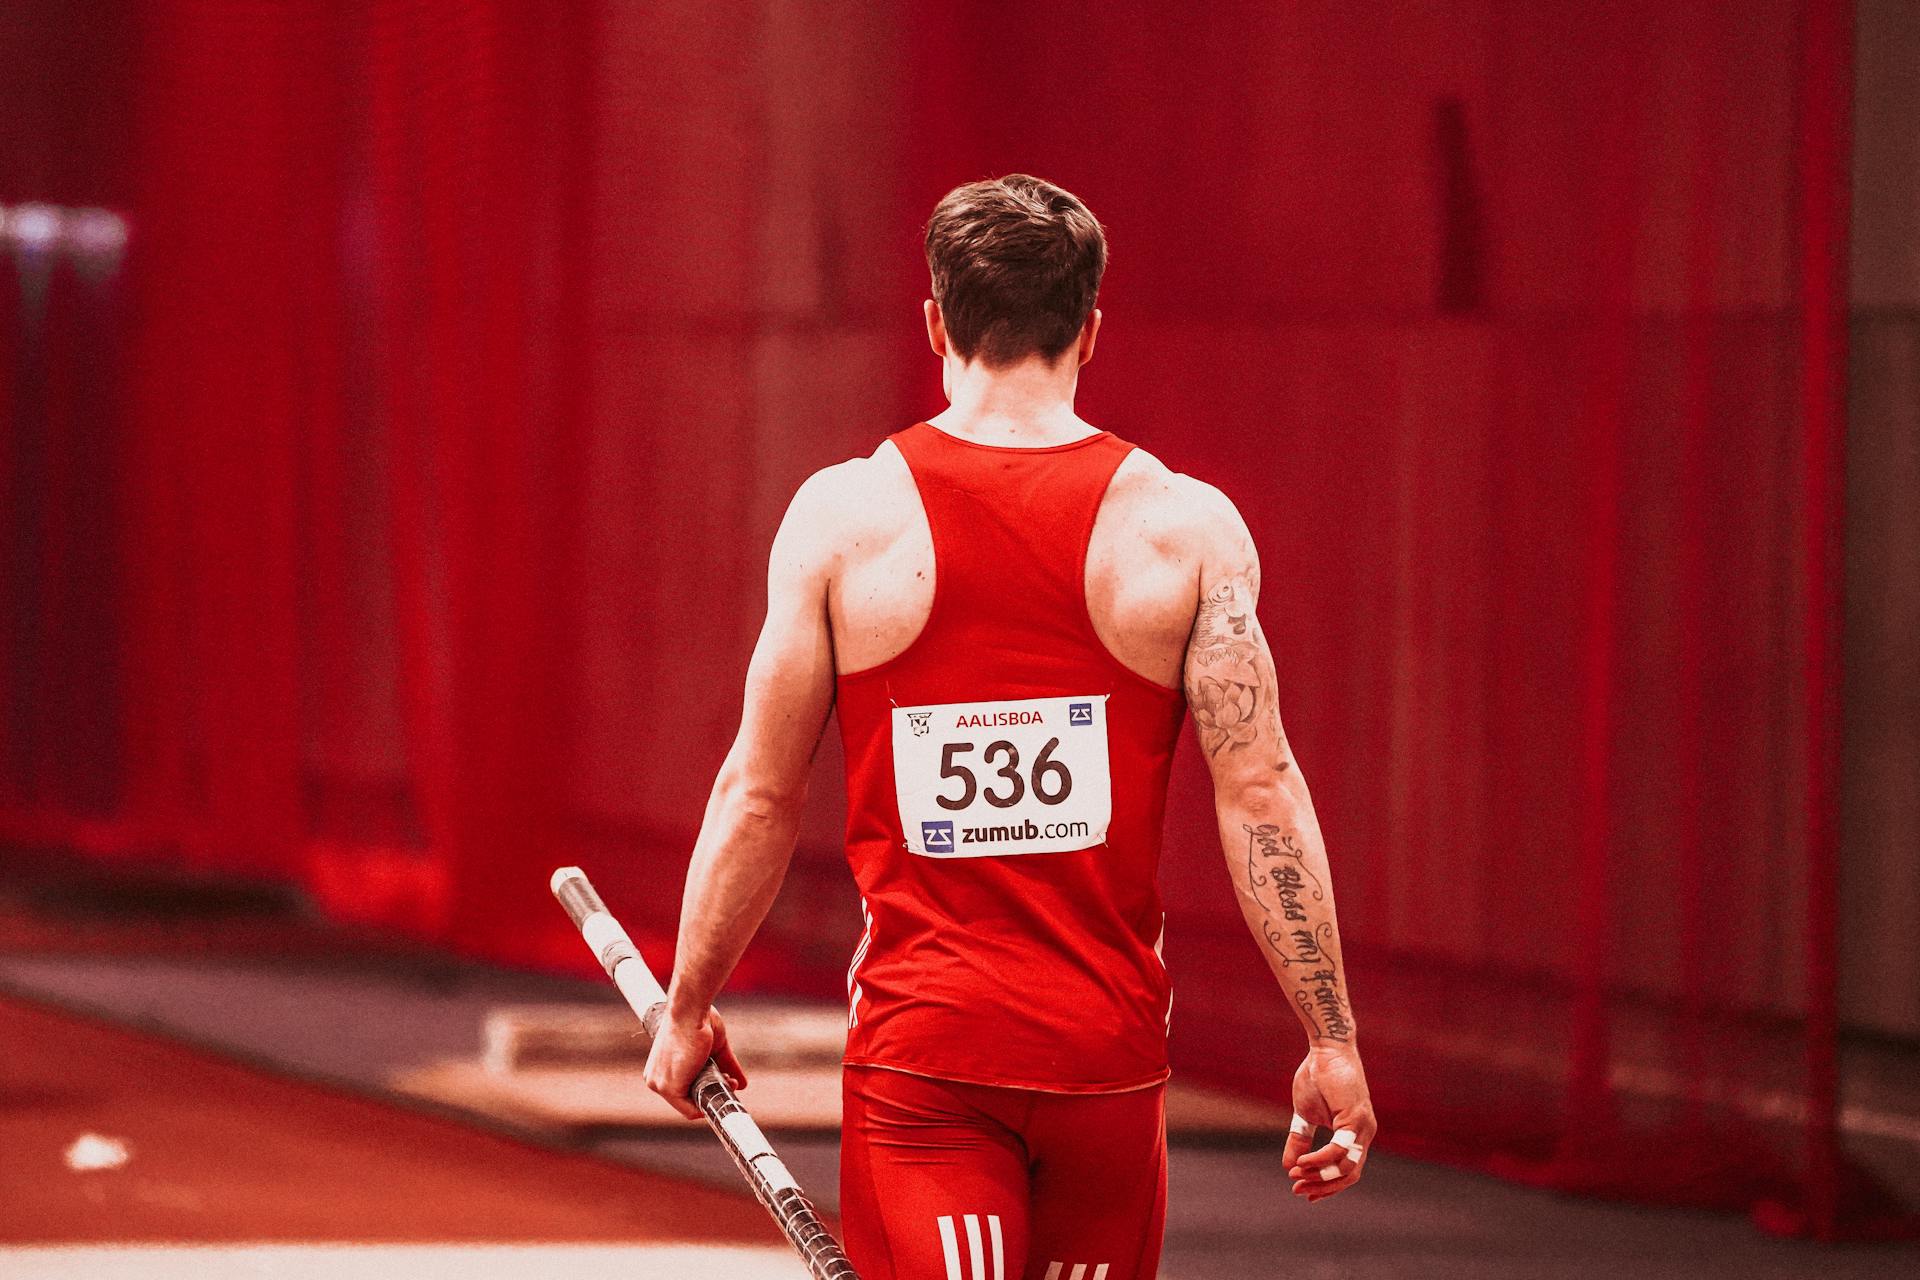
830, 418, 1191, 1096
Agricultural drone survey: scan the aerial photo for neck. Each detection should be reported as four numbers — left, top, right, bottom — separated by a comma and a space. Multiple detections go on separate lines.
928, 355, 1096, 446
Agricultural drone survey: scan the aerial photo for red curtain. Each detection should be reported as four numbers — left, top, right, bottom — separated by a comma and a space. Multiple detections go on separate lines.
0, 0, 1870, 1236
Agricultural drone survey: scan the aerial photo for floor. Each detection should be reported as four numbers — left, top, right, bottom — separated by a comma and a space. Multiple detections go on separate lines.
0, 994, 801, 1277
3, 947, 1916, 1278
0, 853, 1914, 1279
2, 1245, 801, 1279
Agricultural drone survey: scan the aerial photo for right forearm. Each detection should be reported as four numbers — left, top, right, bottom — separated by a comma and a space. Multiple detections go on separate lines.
1216, 771, 1357, 1048
665, 766, 803, 1022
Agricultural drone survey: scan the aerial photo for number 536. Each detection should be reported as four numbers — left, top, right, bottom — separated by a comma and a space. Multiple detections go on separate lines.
936, 738, 1073, 810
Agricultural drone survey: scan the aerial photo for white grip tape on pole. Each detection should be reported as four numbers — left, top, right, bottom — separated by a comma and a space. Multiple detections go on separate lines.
580, 910, 631, 964
611, 957, 668, 1013
581, 911, 666, 1003
720, 1111, 800, 1193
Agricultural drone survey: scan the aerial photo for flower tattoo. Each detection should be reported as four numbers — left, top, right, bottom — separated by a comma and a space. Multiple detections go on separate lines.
1187, 574, 1264, 756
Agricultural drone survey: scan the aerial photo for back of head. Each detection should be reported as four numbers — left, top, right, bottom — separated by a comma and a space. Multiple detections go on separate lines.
923, 174, 1107, 369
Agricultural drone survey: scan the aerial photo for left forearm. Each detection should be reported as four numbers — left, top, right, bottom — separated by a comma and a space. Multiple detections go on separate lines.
665, 762, 805, 1021
1222, 767, 1357, 1048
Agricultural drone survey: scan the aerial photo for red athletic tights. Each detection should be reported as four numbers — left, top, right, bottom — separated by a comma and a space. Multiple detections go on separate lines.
839, 1065, 1167, 1280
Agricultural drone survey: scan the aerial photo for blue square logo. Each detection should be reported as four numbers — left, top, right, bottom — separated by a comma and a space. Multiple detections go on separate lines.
1068, 702, 1093, 726
921, 820, 955, 852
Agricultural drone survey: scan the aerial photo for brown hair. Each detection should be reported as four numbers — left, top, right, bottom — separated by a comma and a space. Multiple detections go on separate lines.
923, 174, 1107, 368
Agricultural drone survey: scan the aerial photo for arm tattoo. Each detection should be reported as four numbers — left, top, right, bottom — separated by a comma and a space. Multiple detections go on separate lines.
1187, 572, 1263, 757
1195, 566, 1350, 1041
1244, 822, 1354, 1044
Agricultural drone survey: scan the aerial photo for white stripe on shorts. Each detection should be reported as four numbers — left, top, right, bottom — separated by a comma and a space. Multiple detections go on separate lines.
938, 1216, 962, 1280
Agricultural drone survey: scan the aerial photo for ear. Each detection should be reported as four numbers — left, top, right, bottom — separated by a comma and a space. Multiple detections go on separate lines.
1077, 307, 1102, 367
924, 299, 948, 359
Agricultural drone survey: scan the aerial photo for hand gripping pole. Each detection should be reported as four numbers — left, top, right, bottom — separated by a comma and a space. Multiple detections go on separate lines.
550, 867, 860, 1280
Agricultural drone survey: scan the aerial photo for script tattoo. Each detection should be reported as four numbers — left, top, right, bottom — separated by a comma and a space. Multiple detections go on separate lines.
1244, 822, 1322, 920
1187, 572, 1264, 756
1244, 822, 1353, 1044
1293, 968, 1353, 1043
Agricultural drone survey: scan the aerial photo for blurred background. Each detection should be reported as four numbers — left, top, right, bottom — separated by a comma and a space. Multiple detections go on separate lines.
2, 1, 1917, 1276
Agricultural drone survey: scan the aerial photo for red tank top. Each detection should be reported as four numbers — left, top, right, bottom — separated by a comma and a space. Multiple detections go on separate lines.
836, 422, 1187, 1092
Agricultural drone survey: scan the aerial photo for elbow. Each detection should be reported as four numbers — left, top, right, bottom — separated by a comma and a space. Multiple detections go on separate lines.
1219, 773, 1295, 822
715, 768, 806, 826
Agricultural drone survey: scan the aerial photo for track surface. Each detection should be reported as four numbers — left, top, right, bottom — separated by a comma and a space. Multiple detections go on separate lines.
0, 998, 776, 1246
1, 859, 1912, 1280
4, 1245, 802, 1278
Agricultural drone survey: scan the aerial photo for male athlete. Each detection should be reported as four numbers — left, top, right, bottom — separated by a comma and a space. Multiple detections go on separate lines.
645, 174, 1376, 1280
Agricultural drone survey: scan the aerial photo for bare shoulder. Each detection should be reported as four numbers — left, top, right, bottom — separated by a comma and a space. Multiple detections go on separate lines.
1083, 446, 1258, 686
786, 446, 899, 521
1103, 447, 1255, 582
780, 441, 919, 564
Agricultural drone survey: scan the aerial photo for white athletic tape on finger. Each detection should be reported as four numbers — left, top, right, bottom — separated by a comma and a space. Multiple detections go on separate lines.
1290, 1115, 1312, 1137
1331, 1128, 1359, 1150
719, 1112, 800, 1194
1318, 1165, 1342, 1182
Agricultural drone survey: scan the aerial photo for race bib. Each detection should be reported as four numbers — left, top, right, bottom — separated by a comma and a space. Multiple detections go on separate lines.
892, 695, 1112, 858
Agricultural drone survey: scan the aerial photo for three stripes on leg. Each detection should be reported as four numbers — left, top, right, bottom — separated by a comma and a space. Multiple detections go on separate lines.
935, 1214, 1108, 1280
936, 1213, 1002, 1280
1041, 1264, 1109, 1280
